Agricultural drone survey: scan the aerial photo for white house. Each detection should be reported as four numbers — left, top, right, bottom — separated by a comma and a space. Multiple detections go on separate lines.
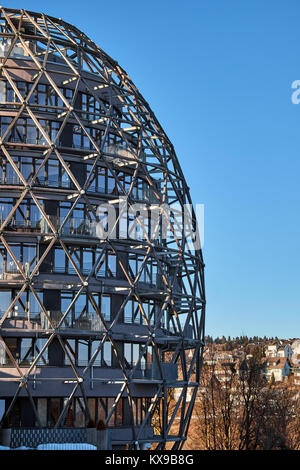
265, 343, 293, 359
265, 344, 278, 357
277, 344, 293, 359
291, 340, 300, 365
263, 357, 291, 382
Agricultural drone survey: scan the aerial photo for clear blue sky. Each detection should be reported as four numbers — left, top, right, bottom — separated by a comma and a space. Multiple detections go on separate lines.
6, 0, 300, 339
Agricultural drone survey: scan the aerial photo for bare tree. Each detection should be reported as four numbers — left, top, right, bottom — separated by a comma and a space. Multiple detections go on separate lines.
191, 347, 297, 450
193, 359, 240, 450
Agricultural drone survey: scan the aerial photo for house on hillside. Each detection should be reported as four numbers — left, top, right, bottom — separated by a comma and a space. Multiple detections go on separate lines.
265, 344, 278, 357
292, 366, 300, 386
213, 361, 237, 383
291, 340, 300, 365
277, 344, 293, 359
265, 343, 292, 359
262, 357, 292, 382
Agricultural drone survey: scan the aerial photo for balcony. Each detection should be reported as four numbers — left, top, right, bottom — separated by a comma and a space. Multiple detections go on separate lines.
0, 310, 109, 332
0, 361, 177, 385
0, 309, 180, 343
0, 215, 98, 239
0, 174, 159, 204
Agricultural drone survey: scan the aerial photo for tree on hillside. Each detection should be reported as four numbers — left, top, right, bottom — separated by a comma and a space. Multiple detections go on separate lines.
192, 346, 296, 450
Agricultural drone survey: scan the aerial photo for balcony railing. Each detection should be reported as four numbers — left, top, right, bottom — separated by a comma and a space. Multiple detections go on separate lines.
0, 352, 177, 382
0, 175, 159, 203
0, 259, 159, 288
40, 311, 109, 331
0, 215, 98, 238
0, 309, 179, 336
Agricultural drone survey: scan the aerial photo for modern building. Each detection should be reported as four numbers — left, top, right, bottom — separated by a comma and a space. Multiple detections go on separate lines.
0, 7, 205, 450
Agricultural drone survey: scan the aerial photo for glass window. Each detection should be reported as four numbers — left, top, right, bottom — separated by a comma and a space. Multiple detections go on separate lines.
107, 254, 116, 277
54, 247, 65, 273
0, 339, 6, 365
26, 118, 36, 143
29, 291, 40, 318
86, 164, 96, 192
6, 244, 20, 273
124, 301, 132, 323
133, 301, 141, 324
47, 159, 59, 186
18, 81, 26, 98
5, 159, 19, 184
83, 250, 93, 274
21, 156, 33, 181
129, 257, 136, 278
50, 121, 60, 143
0, 198, 13, 225
64, 339, 75, 365
61, 164, 70, 188
34, 158, 46, 184
15, 201, 28, 226
82, 133, 90, 149
20, 338, 33, 365
30, 201, 42, 225
0, 249, 4, 277
47, 87, 57, 107
0, 116, 12, 137
73, 128, 81, 148
14, 290, 27, 315
0, 81, 5, 103
37, 84, 46, 106
132, 344, 139, 365
35, 338, 49, 365
13, 118, 26, 143
103, 341, 111, 365
61, 292, 73, 317
101, 295, 111, 320
65, 88, 73, 100
107, 173, 115, 194
124, 343, 132, 364
0, 291, 12, 317
0, 158, 3, 183
6, 82, 15, 102
74, 294, 86, 319
23, 244, 36, 273
98, 168, 105, 191
77, 340, 89, 366
67, 246, 81, 274
90, 340, 101, 366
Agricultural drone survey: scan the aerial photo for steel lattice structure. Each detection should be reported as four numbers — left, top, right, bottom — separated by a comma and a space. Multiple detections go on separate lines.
0, 7, 205, 450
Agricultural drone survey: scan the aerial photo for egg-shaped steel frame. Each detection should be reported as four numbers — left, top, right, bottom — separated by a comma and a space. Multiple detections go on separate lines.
0, 7, 205, 450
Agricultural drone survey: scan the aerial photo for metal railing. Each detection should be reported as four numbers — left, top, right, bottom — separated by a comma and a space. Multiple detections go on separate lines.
0, 174, 159, 203
41, 311, 110, 331
2, 310, 41, 322
0, 309, 178, 335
